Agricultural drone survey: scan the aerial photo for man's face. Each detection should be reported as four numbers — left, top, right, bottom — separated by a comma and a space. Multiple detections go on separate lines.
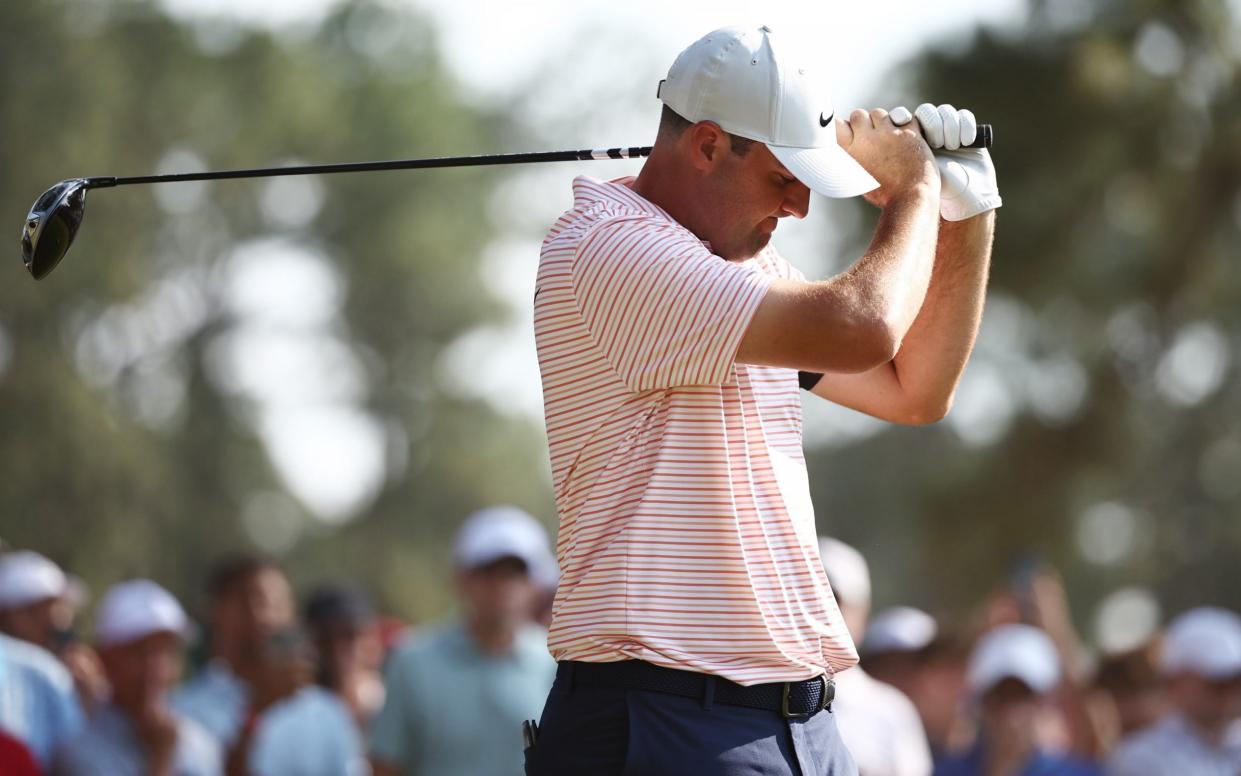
0, 597, 59, 650
457, 556, 539, 631
697, 139, 811, 262
212, 568, 295, 662
1172, 673, 1241, 736
100, 631, 183, 712
312, 620, 381, 687
979, 677, 1043, 743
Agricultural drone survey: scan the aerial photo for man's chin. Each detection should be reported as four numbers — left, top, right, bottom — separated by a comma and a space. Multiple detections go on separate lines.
717, 234, 771, 263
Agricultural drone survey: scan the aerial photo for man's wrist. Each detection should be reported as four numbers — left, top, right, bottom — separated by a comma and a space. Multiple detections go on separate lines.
886, 180, 941, 211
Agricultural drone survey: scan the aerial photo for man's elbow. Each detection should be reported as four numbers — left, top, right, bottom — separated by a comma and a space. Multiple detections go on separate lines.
813, 318, 902, 374
895, 391, 955, 426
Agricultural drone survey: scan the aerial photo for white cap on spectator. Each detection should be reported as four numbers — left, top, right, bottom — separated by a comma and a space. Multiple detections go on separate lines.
1159, 607, 1241, 680
95, 579, 194, 648
454, 506, 557, 586
818, 537, 871, 608
0, 551, 76, 610
862, 606, 938, 656
967, 624, 1060, 696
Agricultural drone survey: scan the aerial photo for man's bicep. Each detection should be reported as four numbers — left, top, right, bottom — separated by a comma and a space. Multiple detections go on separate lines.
737, 278, 893, 374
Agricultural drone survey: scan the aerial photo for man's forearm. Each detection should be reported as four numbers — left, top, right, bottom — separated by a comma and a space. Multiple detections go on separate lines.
888, 211, 995, 411
841, 183, 942, 346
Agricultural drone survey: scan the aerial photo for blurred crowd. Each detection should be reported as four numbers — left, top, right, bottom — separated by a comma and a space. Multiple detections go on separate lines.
1, 515, 1239, 776
0, 506, 557, 776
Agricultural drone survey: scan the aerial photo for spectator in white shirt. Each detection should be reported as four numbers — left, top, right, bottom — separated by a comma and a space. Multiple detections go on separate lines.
820, 537, 933, 776
1107, 607, 1241, 776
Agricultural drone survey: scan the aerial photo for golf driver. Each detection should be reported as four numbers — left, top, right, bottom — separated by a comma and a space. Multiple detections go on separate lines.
20, 124, 992, 281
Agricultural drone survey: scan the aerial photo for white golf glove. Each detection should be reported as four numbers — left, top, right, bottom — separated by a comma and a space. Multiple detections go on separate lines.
891, 103, 1001, 222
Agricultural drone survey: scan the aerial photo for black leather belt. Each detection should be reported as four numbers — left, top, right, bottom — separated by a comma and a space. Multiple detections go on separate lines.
562, 660, 835, 718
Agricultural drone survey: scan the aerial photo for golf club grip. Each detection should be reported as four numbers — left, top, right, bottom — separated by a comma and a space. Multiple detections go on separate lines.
966, 124, 992, 149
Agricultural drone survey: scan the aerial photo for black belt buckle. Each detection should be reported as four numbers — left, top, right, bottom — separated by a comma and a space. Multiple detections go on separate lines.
781, 675, 831, 719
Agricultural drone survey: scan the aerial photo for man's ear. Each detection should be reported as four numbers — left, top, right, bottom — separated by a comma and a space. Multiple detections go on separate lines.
684, 121, 729, 172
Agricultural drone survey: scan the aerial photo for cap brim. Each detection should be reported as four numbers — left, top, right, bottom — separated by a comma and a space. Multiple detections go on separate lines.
768, 143, 879, 199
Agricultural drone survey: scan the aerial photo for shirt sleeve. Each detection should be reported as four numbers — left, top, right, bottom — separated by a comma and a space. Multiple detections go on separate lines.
570, 216, 772, 391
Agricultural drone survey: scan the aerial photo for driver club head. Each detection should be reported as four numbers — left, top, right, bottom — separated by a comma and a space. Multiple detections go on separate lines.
21, 178, 90, 280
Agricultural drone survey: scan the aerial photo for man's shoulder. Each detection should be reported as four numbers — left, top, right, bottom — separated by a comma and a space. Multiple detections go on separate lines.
173, 663, 244, 704
54, 707, 131, 768
174, 712, 222, 758
1109, 717, 1183, 760
387, 620, 463, 665
1106, 716, 1208, 774
0, 634, 73, 692
260, 686, 352, 733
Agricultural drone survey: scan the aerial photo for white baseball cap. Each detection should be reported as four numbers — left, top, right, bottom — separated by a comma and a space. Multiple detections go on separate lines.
0, 551, 76, 610
658, 25, 879, 199
818, 537, 871, 608
967, 624, 1061, 696
95, 579, 194, 648
454, 506, 557, 587
862, 606, 938, 656
1159, 607, 1241, 680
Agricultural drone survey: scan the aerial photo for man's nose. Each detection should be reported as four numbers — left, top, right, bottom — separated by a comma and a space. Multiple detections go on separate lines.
781, 182, 810, 219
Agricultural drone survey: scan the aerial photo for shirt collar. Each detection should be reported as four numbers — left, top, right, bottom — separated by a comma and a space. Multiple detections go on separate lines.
572, 175, 727, 254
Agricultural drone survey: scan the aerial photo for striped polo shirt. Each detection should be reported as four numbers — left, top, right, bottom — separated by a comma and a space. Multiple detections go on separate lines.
534, 175, 857, 685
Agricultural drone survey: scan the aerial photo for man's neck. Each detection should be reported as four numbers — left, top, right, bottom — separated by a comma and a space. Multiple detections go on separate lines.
465, 616, 517, 657
632, 152, 706, 243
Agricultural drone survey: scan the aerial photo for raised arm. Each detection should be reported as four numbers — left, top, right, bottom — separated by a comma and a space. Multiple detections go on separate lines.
736, 109, 942, 375
810, 211, 993, 424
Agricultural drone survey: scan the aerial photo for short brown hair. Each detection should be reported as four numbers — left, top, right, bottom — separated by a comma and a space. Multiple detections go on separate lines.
658, 105, 756, 157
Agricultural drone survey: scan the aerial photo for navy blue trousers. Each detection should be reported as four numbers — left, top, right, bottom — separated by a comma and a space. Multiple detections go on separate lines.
524, 663, 858, 776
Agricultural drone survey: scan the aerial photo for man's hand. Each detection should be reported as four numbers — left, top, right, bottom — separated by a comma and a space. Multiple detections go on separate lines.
132, 698, 179, 776
891, 104, 1002, 221
837, 108, 940, 209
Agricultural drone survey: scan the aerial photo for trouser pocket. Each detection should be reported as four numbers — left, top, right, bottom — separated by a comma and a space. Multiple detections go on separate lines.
524, 682, 630, 776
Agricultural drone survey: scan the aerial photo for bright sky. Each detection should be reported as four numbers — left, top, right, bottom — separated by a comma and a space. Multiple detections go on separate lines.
151, 0, 1028, 524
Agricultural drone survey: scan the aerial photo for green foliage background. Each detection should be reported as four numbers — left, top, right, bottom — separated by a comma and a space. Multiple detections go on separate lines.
2, 0, 1238, 638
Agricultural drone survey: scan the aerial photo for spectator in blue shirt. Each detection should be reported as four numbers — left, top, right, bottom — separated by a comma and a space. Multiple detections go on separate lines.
173, 555, 297, 748
370, 506, 558, 776
934, 624, 1101, 776
0, 632, 82, 770
55, 579, 221, 775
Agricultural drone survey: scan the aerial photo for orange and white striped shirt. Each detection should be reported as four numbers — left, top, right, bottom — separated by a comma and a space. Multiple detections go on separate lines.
534, 175, 857, 685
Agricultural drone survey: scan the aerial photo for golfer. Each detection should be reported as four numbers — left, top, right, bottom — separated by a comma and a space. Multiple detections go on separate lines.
529, 24, 999, 775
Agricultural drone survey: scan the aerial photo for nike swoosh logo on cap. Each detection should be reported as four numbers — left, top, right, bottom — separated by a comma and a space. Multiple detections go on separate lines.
819, 111, 833, 127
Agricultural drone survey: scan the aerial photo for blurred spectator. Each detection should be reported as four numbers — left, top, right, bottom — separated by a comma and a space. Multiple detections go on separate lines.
819, 537, 933, 776
55, 580, 221, 775
1106, 607, 1241, 776
863, 607, 973, 756
994, 563, 1100, 757
1089, 645, 1166, 752
934, 624, 1101, 776
370, 506, 558, 776
0, 551, 107, 713
863, 606, 940, 693
171, 556, 364, 774
172, 556, 296, 747
242, 625, 367, 776
0, 632, 82, 770
304, 585, 385, 728
0, 551, 82, 650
